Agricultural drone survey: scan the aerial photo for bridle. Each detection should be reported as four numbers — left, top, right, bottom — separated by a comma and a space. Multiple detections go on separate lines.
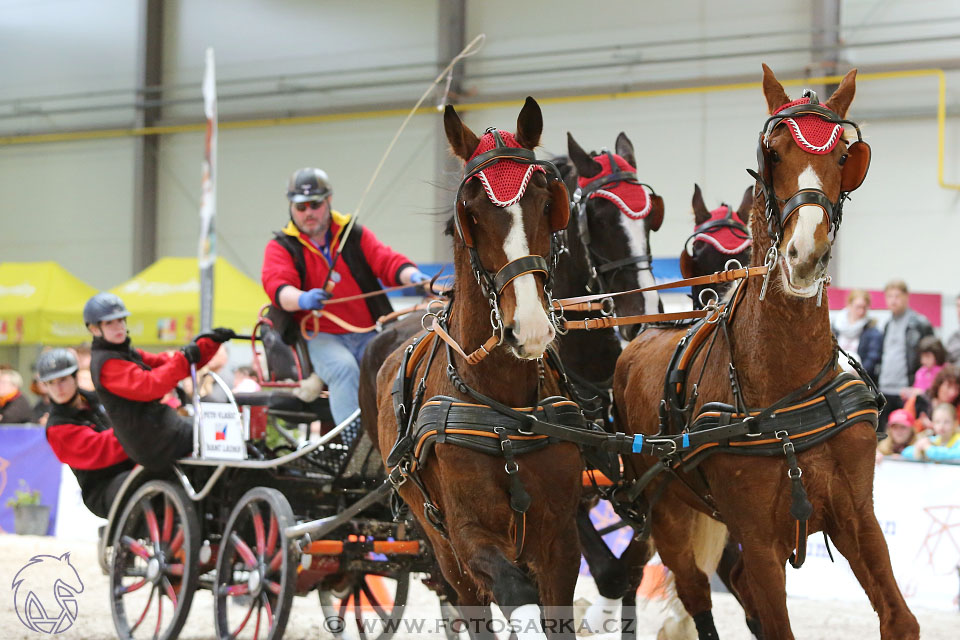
453, 128, 569, 344
570, 150, 662, 294
682, 203, 750, 257
747, 89, 871, 301
748, 90, 871, 246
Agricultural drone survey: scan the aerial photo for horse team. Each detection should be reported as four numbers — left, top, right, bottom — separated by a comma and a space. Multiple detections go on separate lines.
358, 64, 918, 640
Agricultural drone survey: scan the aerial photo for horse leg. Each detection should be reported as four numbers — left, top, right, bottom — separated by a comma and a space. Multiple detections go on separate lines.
615, 534, 653, 640
727, 554, 765, 639
652, 508, 727, 640
825, 506, 919, 638
531, 512, 582, 639
733, 539, 794, 640
717, 540, 763, 639
577, 503, 628, 634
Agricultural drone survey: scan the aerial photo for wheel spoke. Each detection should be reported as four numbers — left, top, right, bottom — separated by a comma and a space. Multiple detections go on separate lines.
165, 563, 184, 576
231, 595, 257, 636
130, 584, 155, 634
267, 548, 283, 573
143, 502, 160, 544
153, 591, 163, 640
117, 579, 147, 595
162, 576, 178, 609
251, 505, 266, 557
266, 513, 278, 557
264, 579, 282, 596
252, 605, 262, 640
263, 592, 274, 628
353, 586, 368, 640
338, 591, 349, 626
121, 535, 152, 560
161, 496, 174, 543
231, 532, 258, 568
169, 526, 185, 555
360, 579, 390, 620
220, 582, 249, 597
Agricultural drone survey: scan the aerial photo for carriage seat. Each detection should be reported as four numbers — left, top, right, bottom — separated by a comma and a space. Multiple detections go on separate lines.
233, 391, 333, 426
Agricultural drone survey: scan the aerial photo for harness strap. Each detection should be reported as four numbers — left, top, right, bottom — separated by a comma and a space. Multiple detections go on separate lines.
493, 255, 549, 296
553, 264, 768, 310
594, 254, 652, 274
777, 430, 813, 568
563, 309, 710, 331
430, 316, 500, 365
496, 427, 532, 559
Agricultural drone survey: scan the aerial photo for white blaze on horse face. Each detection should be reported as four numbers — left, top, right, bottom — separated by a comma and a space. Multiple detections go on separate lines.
782, 164, 828, 293
618, 215, 660, 314
503, 203, 555, 357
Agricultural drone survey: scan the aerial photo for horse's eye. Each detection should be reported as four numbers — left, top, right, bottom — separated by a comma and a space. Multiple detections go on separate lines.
839, 154, 848, 166
770, 150, 781, 163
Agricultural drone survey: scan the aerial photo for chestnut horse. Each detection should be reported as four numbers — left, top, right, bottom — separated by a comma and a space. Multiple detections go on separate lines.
375, 98, 582, 639
613, 66, 919, 639
681, 184, 753, 309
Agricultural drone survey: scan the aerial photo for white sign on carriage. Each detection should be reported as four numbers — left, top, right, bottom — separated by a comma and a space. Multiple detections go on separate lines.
198, 402, 246, 460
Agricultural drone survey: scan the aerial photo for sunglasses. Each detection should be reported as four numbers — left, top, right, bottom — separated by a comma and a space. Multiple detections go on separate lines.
294, 200, 325, 212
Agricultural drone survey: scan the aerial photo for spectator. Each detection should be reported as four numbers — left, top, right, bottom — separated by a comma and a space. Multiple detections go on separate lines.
912, 365, 960, 433
909, 336, 946, 396
946, 293, 960, 364
232, 366, 261, 394
832, 289, 882, 378
902, 402, 960, 462
0, 368, 33, 424
29, 373, 52, 425
876, 280, 934, 427
876, 409, 917, 462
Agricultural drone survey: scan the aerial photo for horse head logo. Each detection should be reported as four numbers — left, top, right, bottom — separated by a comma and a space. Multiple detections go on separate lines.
11, 552, 84, 634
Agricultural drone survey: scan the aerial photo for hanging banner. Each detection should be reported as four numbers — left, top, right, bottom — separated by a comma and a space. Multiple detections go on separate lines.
198, 47, 218, 333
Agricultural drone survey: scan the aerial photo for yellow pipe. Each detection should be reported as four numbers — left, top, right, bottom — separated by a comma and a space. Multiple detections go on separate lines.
2, 68, 957, 189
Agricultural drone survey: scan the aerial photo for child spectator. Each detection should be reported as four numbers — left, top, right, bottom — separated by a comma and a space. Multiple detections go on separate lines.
910, 336, 946, 395
902, 403, 960, 462
876, 409, 917, 462
912, 364, 960, 431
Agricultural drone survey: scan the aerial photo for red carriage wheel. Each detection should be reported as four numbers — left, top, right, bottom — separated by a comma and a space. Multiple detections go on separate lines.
318, 569, 410, 640
110, 480, 200, 640
213, 487, 296, 640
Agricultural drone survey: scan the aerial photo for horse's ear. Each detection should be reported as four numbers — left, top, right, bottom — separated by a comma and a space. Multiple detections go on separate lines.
615, 132, 636, 168
825, 69, 857, 119
691, 183, 710, 225
444, 104, 480, 161
515, 96, 543, 150
567, 132, 602, 179
761, 63, 791, 114
737, 185, 754, 221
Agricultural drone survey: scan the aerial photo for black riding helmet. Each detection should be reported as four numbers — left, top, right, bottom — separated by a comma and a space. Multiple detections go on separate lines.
36, 348, 79, 382
83, 292, 130, 326
286, 168, 332, 203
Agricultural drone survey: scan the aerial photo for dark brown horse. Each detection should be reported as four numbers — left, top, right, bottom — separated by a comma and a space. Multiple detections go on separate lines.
681, 184, 753, 309
374, 98, 583, 639
613, 66, 919, 639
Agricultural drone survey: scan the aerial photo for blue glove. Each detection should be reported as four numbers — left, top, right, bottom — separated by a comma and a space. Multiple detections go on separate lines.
409, 270, 430, 284
298, 288, 331, 311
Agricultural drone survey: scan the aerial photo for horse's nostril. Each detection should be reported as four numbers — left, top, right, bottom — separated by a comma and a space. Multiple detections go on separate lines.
503, 326, 516, 344
788, 246, 799, 260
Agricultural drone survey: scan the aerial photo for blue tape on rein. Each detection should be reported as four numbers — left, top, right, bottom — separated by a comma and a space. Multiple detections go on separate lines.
632, 434, 644, 453
682, 432, 690, 449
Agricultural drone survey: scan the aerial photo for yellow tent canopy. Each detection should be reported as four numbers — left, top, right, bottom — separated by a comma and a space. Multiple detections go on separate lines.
109, 257, 268, 345
0, 261, 97, 345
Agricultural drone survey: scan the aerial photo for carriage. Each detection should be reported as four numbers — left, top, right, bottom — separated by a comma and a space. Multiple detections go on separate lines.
94, 317, 454, 640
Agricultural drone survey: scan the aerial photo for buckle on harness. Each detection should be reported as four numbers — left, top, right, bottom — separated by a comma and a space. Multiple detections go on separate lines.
388, 466, 408, 489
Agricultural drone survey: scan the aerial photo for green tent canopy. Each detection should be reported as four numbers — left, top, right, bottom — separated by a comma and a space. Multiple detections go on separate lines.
0, 261, 97, 345
109, 257, 268, 345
